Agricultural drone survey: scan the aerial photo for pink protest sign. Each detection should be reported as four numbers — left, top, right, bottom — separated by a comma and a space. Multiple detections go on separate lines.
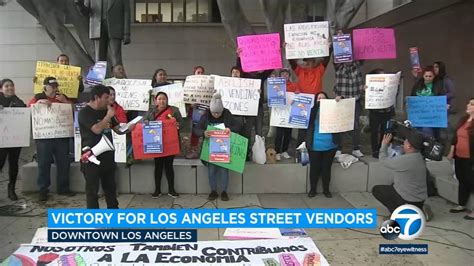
353, 28, 396, 60
237, 33, 282, 72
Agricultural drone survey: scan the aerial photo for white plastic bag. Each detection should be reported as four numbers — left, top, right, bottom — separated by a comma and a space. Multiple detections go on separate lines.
252, 135, 267, 164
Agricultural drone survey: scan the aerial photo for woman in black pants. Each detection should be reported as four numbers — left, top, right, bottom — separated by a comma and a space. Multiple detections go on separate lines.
306, 92, 340, 198
0, 79, 27, 201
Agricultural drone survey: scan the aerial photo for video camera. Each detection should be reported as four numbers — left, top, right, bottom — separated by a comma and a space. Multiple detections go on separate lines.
385, 119, 444, 161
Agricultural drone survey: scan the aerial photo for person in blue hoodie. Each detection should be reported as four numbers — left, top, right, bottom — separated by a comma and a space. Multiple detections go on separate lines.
306, 92, 340, 198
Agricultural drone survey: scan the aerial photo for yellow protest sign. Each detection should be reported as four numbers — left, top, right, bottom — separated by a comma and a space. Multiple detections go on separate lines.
33, 61, 81, 98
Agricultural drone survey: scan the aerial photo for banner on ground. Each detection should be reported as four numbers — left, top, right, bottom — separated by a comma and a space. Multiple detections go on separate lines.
3, 238, 329, 265
0, 108, 30, 148
33, 61, 81, 98
143, 121, 163, 154
209, 130, 231, 163
333, 34, 353, 63
237, 33, 282, 72
213, 76, 261, 116
319, 98, 355, 133
132, 119, 180, 159
270, 92, 315, 129
103, 79, 151, 111
353, 28, 396, 60
267, 77, 287, 107
201, 126, 248, 173
284, 21, 330, 59
407, 96, 448, 128
365, 71, 401, 109
183, 75, 215, 106
85, 61, 107, 85
31, 103, 74, 139
152, 83, 187, 117
409, 47, 421, 71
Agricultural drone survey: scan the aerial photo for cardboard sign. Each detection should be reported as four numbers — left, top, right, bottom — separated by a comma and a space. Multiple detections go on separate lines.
353, 28, 396, 60
237, 33, 282, 72
103, 79, 151, 111
267, 77, 287, 107
365, 72, 401, 109
284, 21, 330, 59
270, 92, 314, 129
319, 98, 355, 133
333, 34, 353, 63
33, 61, 81, 98
132, 119, 180, 159
213, 76, 261, 116
289, 95, 313, 128
407, 96, 448, 128
112, 131, 127, 163
143, 121, 163, 153
209, 130, 231, 163
152, 83, 187, 117
85, 61, 107, 85
183, 75, 215, 105
409, 47, 421, 70
31, 103, 74, 139
0, 108, 31, 148
201, 126, 248, 173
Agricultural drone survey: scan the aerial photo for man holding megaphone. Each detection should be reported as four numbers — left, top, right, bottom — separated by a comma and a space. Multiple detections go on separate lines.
78, 85, 137, 209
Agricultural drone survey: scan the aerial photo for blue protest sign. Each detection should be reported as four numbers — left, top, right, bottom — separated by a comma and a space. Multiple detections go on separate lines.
407, 96, 447, 128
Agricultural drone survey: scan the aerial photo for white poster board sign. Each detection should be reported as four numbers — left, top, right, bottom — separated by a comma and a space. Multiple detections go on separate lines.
319, 98, 355, 133
284, 21, 330, 59
152, 83, 187, 117
112, 130, 127, 163
0, 108, 31, 148
183, 75, 215, 106
365, 71, 401, 109
213, 76, 261, 116
270, 92, 315, 129
103, 79, 151, 111
31, 103, 73, 139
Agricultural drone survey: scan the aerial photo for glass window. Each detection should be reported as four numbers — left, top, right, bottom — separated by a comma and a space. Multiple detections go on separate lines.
173, 0, 185, 22
135, 2, 147, 22
135, 0, 216, 23
197, 0, 209, 22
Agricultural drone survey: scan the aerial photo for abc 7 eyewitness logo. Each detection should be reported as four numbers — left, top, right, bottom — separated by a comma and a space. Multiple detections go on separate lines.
379, 205, 426, 241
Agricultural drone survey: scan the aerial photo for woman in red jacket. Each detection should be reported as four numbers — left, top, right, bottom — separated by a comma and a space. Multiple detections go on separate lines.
107, 86, 127, 123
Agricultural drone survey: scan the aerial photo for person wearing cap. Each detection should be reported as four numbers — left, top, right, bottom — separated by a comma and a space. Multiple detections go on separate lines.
372, 132, 428, 215
28, 77, 75, 201
194, 92, 242, 201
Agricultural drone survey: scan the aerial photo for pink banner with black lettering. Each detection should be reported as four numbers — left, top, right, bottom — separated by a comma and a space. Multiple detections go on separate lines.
237, 33, 282, 72
353, 28, 396, 60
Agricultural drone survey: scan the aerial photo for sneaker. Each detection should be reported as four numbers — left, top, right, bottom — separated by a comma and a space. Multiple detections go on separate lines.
151, 192, 162, 198
168, 191, 179, 199
275, 153, 281, 161
463, 211, 474, 220
39, 192, 48, 202
58, 191, 76, 197
423, 204, 434, 222
281, 152, 291, 159
449, 205, 467, 213
221, 191, 229, 201
352, 150, 364, 158
323, 191, 333, 198
308, 190, 316, 198
208, 191, 218, 201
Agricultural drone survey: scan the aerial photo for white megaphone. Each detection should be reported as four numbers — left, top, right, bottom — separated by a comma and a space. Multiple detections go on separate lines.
80, 135, 115, 165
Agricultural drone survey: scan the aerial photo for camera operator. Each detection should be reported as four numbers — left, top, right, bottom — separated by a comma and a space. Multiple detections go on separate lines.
372, 132, 429, 216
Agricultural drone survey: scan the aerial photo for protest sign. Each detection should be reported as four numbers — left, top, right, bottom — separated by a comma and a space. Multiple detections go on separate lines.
201, 126, 248, 173
409, 47, 421, 70
85, 61, 107, 85
33, 61, 81, 98
183, 75, 214, 105
333, 34, 353, 63
103, 79, 151, 111
4, 238, 329, 265
267, 77, 287, 107
284, 21, 330, 59
112, 131, 127, 163
152, 83, 187, 117
132, 119, 180, 159
365, 71, 401, 109
289, 95, 313, 128
73, 103, 87, 162
237, 33, 282, 72
224, 228, 307, 240
353, 28, 396, 60
0, 108, 30, 148
143, 121, 163, 153
192, 104, 209, 124
209, 130, 231, 163
270, 92, 314, 129
319, 98, 355, 133
407, 96, 447, 128
213, 76, 261, 116
31, 103, 74, 139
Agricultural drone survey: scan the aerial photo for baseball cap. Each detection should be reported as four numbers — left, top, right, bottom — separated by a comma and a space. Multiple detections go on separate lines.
43, 77, 59, 86
406, 131, 424, 150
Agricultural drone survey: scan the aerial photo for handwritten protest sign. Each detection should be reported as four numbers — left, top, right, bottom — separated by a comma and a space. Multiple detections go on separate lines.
33, 61, 81, 98
85, 61, 107, 85
353, 28, 396, 60
365, 71, 401, 109
0, 108, 30, 148
201, 126, 248, 173
152, 83, 187, 117
319, 98, 355, 133
183, 75, 215, 105
237, 33, 282, 72
31, 103, 73, 139
103, 79, 151, 111
284, 21, 329, 59
213, 76, 261, 116
267, 77, 287, 107
333, 34, 353, 63
409, 47, 421, 70
270, 92, 314, 129
407, 96, 447, 128
112, 131, 127, 163
289, 95, 313, 128
132, 119, 180, 159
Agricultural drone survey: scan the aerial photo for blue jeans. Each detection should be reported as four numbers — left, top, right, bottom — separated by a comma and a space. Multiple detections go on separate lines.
208, 164, 229, 192
36, 138, 71, 194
